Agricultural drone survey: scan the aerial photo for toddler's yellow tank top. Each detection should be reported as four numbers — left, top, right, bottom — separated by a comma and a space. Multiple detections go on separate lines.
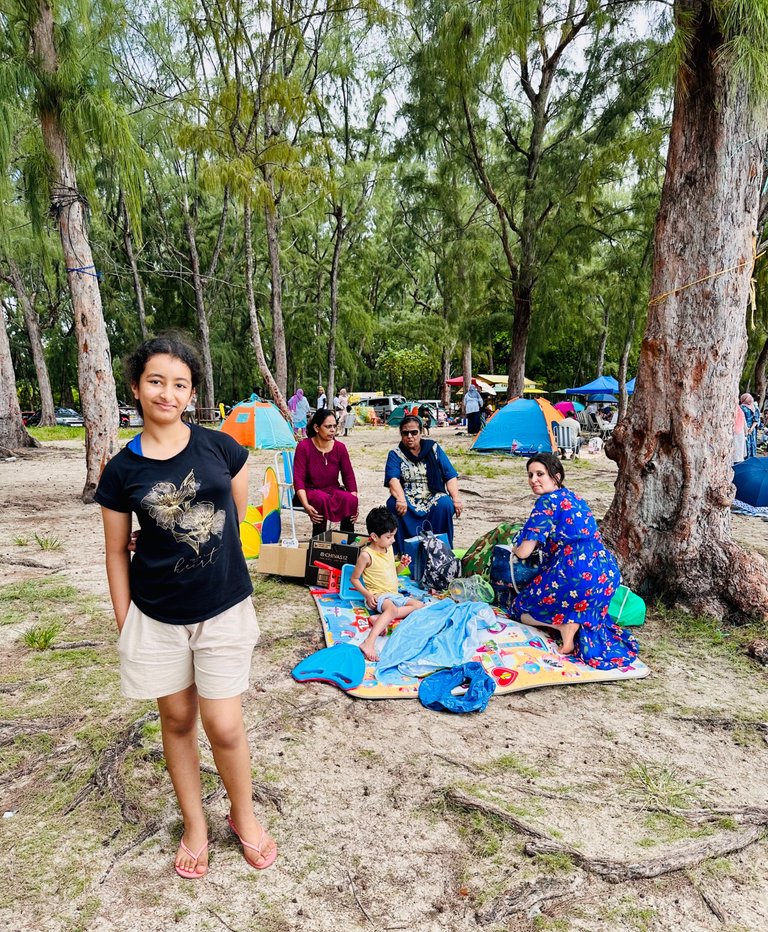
362, 545, 398, 596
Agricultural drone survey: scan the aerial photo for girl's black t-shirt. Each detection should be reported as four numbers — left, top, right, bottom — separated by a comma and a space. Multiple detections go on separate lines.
95, 425, 253, 624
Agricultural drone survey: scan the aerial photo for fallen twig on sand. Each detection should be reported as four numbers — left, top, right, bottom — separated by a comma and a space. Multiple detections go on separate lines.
445, 787, 549, 839
478, 875, 584, 923
0, 555, 60, 570
347, 868, 377, 927
687, 873, 727, 924
51, 640, 101, 650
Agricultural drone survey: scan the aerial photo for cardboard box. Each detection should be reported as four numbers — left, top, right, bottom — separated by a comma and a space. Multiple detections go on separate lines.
256, 540, 310, 578
305, 530, 366, 586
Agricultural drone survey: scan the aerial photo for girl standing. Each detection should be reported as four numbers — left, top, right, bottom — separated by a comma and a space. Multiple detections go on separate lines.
96, 335, 276, 879
512, 453, 639, 669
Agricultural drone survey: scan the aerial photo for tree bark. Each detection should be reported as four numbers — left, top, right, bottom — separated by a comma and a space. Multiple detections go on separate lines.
181, 192, 215, 411
243, 202, 290, 421
602, 0, 768, 618
118, 190, 148, 341
462, 341, 472, 398
31, 0, 119, 501
0, 301, 38, 450
596, 298, 609, 377
441, 339, 454, 408
326, 204, 343, 405
5, 259, 56, 426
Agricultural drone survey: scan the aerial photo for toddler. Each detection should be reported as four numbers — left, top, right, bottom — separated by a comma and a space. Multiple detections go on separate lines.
351, 506, 424, 661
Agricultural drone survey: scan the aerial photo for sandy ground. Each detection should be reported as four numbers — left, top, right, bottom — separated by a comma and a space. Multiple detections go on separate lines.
2, 425, 768, 932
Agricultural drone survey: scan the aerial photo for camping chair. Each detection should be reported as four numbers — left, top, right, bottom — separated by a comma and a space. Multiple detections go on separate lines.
576, 410, 594, 435
553, 423, 580, 460
274, 450, 298, 544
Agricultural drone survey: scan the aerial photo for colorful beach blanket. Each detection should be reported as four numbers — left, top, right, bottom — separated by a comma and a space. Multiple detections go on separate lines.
310, 581, 650, 700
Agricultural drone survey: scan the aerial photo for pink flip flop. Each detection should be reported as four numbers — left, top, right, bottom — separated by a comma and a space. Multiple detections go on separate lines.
226, 814, 277, 870
174, 839, 209, 879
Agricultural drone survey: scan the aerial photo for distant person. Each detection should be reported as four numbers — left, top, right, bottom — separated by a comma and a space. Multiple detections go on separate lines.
464, 384, 483, 435
343, 405, 355, 437
559, 413, 581, 455
288, 388, 311, 439
418, 403, 433, 435
293, 409, 358, 536
740, 392, 760, 458
316, 385, 327, 410
511, 453, 639, 668
335, 388, 349, 418
734, 403, 747, 464
350, 507, 425, 662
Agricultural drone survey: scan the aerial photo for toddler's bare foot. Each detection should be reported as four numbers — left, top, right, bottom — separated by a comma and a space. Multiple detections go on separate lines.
360, 637, 379, 662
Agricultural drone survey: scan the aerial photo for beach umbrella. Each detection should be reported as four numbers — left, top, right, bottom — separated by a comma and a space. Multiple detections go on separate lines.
554, 401, 577, 415
733, 458, 768, 506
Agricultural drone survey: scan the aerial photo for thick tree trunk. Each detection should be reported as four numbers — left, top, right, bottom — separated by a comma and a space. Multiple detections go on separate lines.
6, 259, 56, 426
31, 0, 119, 501
118, 190, 148, 340
602, 1, 768, 618
753, 335, 768, 409
326, 204, 343, 405
263, 192, 288, 397
0, 301, 38, 450
243, 202, 290, 421
462, 342, 472, 394
181, 193, 215, 411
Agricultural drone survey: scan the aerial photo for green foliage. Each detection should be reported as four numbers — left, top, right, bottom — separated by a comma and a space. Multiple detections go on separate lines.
21, 622, 61, 650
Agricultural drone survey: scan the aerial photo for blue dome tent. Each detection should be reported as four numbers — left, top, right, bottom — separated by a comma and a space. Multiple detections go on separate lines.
472, 398, 563, 455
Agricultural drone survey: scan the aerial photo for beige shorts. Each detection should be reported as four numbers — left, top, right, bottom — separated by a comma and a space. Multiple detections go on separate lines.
118, 597, 260, 700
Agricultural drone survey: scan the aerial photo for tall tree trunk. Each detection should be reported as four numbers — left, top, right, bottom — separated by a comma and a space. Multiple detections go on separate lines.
462, 342, 472, 393
507, 284, 533, 399
243, 202, 290, 421
595, 298, 609, 377
0, 300, 38, 450
753, 334, 768, 409
5, 259, 55, 426
263, 189, 288, 397
326, 204, 343, 405
441, 339, 454, 408
118, 189, 148, 340
31, 0, 119, 501
181, 192, 215, 411
602, 0, 768, 618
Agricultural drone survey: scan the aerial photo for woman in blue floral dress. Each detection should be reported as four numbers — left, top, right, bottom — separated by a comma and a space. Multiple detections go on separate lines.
512, 453, 638, 670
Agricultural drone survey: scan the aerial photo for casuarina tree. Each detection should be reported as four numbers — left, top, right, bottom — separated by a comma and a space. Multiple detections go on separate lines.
603, 0, 768, 618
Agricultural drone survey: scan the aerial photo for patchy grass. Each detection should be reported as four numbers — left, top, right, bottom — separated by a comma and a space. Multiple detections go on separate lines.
624, 760, 708, 811
0, 577, 82, 627
480, 752, 541, 780
21, 621, 61, 650
533, 851, 574, 873
27, 427, 139, 442
638, 812, 715, 846
34, 532, 63, 551
12, 535, 29, 546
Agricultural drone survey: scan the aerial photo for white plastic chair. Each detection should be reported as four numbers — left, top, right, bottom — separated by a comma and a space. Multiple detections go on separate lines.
553, 423, 580, 459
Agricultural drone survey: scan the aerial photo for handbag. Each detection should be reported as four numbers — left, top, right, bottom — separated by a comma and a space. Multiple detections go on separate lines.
403, 521, 450, 585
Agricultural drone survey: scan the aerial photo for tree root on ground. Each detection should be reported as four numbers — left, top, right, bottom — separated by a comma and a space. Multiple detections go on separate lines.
446, 786, 768, 915
0, 555, 61, 570
64, 710, 160, 822
0, 717, 72, 747
50, 641, 101, 650
478, 875, 585, 924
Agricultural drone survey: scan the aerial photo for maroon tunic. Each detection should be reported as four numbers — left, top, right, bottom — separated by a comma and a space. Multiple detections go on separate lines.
293, 438, 358, 522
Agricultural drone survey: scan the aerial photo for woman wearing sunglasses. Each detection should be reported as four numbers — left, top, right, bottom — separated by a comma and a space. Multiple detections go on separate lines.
384, 415, 464, 553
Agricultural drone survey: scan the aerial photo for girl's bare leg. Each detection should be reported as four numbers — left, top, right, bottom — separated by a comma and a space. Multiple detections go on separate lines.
199, 695, 275, 867
157, 685, 209, 876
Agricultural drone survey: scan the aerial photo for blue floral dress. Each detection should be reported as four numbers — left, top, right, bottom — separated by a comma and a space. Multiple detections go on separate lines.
512, 488, 639, 670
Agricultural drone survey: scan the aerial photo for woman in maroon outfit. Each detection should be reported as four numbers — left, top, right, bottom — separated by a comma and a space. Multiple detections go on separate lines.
293, 409, 359, 536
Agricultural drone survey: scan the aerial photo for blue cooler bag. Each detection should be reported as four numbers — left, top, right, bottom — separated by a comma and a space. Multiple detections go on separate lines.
490, 544, 543, 614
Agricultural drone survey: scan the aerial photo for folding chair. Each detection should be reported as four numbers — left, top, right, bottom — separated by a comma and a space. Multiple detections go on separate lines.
553, 423, 580, 460
274, 450, 298, 544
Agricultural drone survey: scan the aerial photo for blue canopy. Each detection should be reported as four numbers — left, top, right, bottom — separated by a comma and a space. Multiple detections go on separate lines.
566, 375, 635, 395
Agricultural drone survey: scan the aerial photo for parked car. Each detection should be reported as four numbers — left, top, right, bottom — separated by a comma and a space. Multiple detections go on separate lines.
20, 411, 35, 426
359, 395, 406, 421
53, 407, 84, 427
118, 401, 143, 428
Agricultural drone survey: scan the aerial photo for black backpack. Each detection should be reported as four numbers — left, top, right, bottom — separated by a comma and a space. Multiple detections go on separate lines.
417, 524, 461, 591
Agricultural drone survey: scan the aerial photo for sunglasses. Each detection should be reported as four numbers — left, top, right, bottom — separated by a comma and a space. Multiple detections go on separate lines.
401, 429, 420, 437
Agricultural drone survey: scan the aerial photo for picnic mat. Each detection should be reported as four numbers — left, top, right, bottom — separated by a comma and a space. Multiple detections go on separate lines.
310, 582, 650, 700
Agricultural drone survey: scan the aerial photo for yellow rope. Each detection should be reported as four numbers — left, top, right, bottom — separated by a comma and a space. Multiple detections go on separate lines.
648, 241, 765, 308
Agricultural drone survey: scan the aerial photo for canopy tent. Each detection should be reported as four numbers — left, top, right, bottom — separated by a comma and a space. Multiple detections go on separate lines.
472, 397, 563, 455
591, 393, 618, 403
478, 374, 544, 394
219, 397, 297, 449
445, 376, 497, 395
566, 375, 635, 395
